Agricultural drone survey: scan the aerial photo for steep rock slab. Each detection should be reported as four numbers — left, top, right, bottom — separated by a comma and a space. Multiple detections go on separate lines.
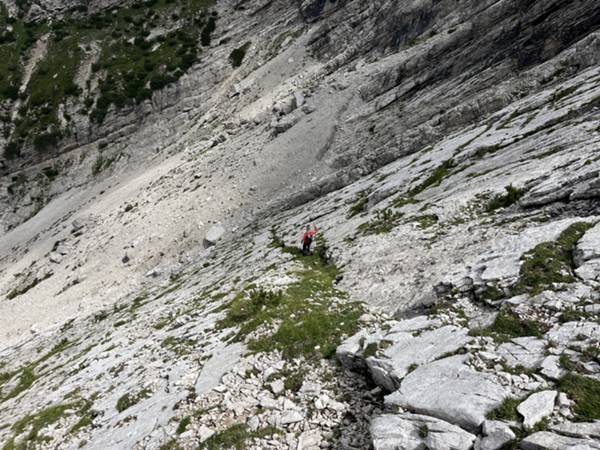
550, 421, 600, 440
366, 325, 472, 391
385, 355, 508, 432
520, 431, 600, 450
517, 391, 557, 430
371, 413, 476, 450
496, 337, 546, 369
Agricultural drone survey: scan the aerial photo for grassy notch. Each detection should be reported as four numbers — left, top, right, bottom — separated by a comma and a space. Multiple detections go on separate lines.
217, 238, 364, 360
469, 310, 546, 343
511, 222, 593, 296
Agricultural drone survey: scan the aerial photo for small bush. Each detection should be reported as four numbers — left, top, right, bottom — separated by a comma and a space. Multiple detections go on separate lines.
229, 42, 251, 68
486, 185, 525, 212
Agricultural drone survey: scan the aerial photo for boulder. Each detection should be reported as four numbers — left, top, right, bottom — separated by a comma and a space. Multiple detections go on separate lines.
203, 224, 226, 247
517, 391, 557, 430
385, 355, 508, 432
520, 431, 600, 449
366, 325, 472, 391
371, 413, 476, 450
475, 420, 516, 450
540, 355, 565, 380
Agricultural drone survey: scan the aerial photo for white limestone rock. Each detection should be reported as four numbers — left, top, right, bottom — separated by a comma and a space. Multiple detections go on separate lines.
371, 413, 476, 450
385, 355, 508, 431
517, 390, 557, 430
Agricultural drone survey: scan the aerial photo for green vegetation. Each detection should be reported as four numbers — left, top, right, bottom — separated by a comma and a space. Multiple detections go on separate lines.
391, 196, 419, 209
486, 185, 525, 212
347, 192, 369, 218
200, 424, 281, 450
3, 400, 92, 449
161, 335, 196, 356
358, 208, 403, 235
477, 284, 505, 302
511, 222, 593, 296
176, 416, 191, 434
487, 396, 521, 421
158, 439, 182, 450
559, 373, 600, 421
91, 154, 117, 176
418, 424, 429, 438
409, 159, 455, 196
229, 41, 250, 68
411, 214, 439, 229
2, 0, 216, 156
115, 388, 152, 412
1, 338, 72, 402
552, 85, 577, 104
470, 310, 546, 343
218, 237, 364, 360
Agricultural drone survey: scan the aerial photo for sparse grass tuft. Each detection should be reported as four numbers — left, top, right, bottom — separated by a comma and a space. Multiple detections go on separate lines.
116, 388, 152, 412
358, 208, 403, 235
199, 424, 281, 450
487, 396, 521, 421
486, 185, 525, 212
409, 159, 455, 196
347, 193, 369, 218
470, 310, 546, 343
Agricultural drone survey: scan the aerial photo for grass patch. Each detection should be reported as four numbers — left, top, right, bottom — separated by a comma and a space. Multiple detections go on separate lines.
410, 214, 439, 229
486, 185, 525, 212
470, 310, 546, 343
4, 400, 92, 448
358, 208, 403, 235
487, 396, 521, 421
200, 424, 281, 450
176, 416, 191, 434
511, 222, 593, 296
218, 239, 363, 360
559, 373, 600, 421
409, 159, 455, 196
161, 336, 196, 357
116, 388, 152, 412
347, 193, 369, 218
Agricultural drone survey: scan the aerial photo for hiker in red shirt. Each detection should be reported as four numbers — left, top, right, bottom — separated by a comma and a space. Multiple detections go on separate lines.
301, 225, 318, 255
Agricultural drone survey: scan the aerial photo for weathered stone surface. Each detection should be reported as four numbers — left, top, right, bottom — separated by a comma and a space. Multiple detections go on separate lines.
496, 337, 546, 369
520, 431, 600, 450
385, 355, 507, 431
367, 325, 472, 391
550, 421, 600, 439
475, 420, 516, 450
540, 356, 565, 380
371, 413, 476, 450
517, 391, 557, 430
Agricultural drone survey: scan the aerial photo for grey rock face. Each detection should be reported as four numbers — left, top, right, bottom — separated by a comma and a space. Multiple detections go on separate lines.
496, 337, 546, 369
475, 421, 516, 450
371, 413, 476, 450
520, 431, 600, 450
366, 325, 472, 391
385, 355, 507, 432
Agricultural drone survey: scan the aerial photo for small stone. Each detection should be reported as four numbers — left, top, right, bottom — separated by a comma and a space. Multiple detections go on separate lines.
270, 380, 285, 396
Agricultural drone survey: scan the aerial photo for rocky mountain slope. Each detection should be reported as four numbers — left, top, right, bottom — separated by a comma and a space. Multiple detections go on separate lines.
1, 0, 600, 449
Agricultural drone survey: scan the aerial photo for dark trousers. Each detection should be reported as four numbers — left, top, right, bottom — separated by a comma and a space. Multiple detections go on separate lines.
302, 242, 312, 255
